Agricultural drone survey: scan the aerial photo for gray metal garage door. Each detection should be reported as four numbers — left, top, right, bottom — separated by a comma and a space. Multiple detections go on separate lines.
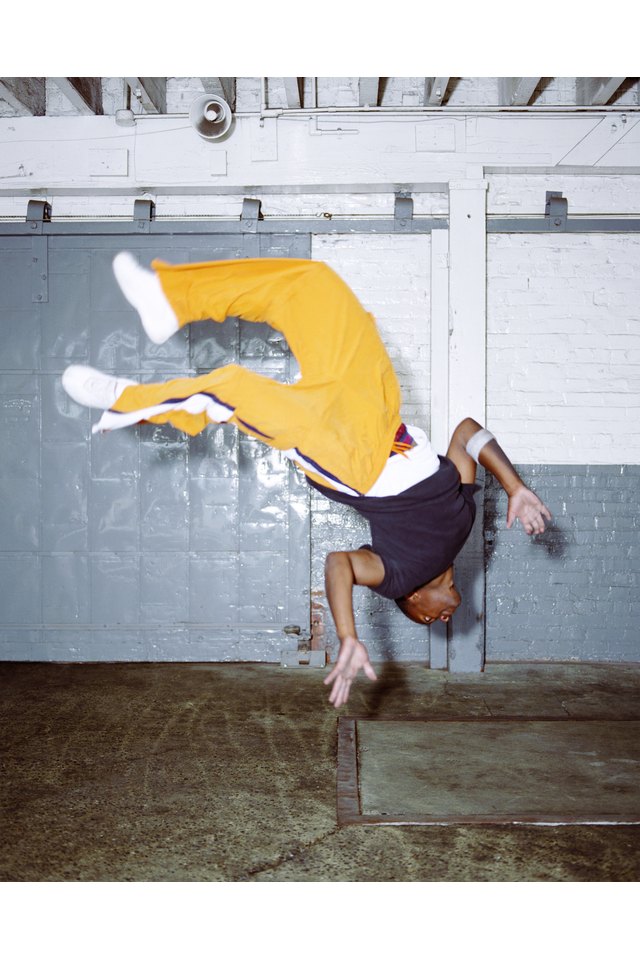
0, 231, 311, 662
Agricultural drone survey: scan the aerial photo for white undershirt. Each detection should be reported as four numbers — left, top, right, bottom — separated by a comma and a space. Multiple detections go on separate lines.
284, 424, 441, 498
364, 425, 440, 496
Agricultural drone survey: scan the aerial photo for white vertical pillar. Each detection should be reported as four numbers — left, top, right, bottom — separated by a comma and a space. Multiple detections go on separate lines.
430, 228, 450, 455
429, 229, 450, 669
448, 175, 488, 430
447, 173, 488, 673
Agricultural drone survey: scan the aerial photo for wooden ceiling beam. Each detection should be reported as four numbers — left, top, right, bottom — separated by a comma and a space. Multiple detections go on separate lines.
499, 77, 541, 106
126, 77, 167, 113
52, 78, 103, 114
0, 77, 46, 114
283, 77, 303, 109
424, 77, 450, 105
359, 77, 380, 107
577, 77, 627, 105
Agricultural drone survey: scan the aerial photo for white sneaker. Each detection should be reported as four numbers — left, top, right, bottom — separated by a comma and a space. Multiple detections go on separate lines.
112, 251, 179, 345
62, 365, 137, 409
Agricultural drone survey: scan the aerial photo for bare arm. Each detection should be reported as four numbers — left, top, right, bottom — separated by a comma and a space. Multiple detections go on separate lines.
447, 417, 551, 535
322, 550, 384, 708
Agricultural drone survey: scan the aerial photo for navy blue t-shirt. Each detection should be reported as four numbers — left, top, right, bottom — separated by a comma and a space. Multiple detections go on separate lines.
307, 456, 479, 599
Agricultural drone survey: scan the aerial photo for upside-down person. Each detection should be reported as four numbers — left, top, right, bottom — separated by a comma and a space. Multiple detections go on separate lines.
62, 254, 551, 708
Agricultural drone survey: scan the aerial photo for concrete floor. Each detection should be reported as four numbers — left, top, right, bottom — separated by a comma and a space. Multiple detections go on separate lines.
1, 660, 639, 882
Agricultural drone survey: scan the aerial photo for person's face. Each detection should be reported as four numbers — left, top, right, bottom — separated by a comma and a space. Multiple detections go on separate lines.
398, 568, 461, 625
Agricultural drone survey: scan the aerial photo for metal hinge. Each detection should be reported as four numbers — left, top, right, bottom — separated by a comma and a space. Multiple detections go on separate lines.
545, 191, 568, 231
394, 192, 414, 232
280, 624, 326, 668
134, 198, 156, 232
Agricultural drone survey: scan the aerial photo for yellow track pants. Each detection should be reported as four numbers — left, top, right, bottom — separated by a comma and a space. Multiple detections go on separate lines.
112, 257, 402, 495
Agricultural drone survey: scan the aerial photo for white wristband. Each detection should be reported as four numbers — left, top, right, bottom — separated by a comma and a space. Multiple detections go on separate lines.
466, 428, 495, 464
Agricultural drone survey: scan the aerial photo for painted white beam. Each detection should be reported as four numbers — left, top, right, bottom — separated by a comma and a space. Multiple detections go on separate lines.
0, 77, 46, 115
217, 77, 236, 111
499, 77, 541, 106
2, 113, 639, 198
448, 177, 488, 431
429, 228, 451, 672
430, 229, 450, 455
126, 77, 167, 114
359, 77, 379, 107
51, 78, 103, 115
447, 175, 488, 673
283, 77, 303, 109
424, 78, 450, 105
577, 77, 626, 106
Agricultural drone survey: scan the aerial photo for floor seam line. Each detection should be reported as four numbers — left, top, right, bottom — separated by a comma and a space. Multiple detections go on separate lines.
233, 826, 343, 880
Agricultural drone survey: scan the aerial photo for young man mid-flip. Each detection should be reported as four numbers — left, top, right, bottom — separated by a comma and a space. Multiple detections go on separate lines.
62, 254, 551, 708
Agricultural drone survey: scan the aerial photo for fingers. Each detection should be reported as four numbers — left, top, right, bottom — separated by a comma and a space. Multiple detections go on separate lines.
324, 661, 378, 707
525, 512, 547, 535
328, 675, 351, 709
523, 515, 543, 535
363, 662, 378, 682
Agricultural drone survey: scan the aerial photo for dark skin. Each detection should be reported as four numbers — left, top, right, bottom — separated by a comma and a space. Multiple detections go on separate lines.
324, 418, 552, 708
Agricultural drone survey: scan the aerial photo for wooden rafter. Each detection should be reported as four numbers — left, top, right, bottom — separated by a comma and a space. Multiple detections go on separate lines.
499, 77, 541, 106
577, 77, 627, 106
51, 78, 103, 114
0, 77, 46, 115
359, 77, 379, 107
126, 77, 167, 114
424, 77, 450, 106
283, 77, 303, 109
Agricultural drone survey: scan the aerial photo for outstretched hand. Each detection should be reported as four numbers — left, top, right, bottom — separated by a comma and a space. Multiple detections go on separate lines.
507, 485, 552, 535
324, 636, 377, 709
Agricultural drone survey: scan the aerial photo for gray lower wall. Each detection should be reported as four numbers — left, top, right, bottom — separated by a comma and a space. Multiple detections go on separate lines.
484, 465, 640, 663
310, 464, 640, 666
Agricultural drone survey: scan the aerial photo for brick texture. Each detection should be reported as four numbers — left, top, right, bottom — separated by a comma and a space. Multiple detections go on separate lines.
487, 234, 640, 465
484, 465, 640, 662
312, 235, 432, 432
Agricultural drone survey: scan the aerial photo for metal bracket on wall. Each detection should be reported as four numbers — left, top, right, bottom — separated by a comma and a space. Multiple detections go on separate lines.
241, 198, 263, 256
133, 199, 156, 233
280, 623, 326, 668
26, 199, 52, 231
240, 198, 263, 232
394, 193, 414, 232
26, 200, 51, 302
545, 191, 568, 230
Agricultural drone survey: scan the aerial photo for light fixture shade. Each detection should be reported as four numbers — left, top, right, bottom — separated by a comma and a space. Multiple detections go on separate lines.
189, 94, 233, 140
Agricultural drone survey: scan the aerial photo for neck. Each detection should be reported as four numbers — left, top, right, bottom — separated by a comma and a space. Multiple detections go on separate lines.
430, 566, 453, 590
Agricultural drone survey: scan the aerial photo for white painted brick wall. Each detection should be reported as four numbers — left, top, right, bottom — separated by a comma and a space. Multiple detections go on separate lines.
487, 234, 640, 464
312, 234, 431, 432
488, 174, 640, 215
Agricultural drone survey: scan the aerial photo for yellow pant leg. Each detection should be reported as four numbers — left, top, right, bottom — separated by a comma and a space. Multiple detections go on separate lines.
153, 257, 394, 385
113, 364, 319, 445
151, 257, 402, 490
119, 257, 402, 492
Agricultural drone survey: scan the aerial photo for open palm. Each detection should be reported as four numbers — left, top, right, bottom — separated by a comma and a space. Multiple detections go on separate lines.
507, 485, 552, 535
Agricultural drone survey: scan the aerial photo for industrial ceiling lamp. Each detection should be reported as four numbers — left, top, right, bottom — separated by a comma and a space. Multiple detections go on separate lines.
189, 94, 234, 140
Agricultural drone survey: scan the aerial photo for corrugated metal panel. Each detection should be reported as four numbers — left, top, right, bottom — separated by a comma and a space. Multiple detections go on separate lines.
0, 233, 311, 661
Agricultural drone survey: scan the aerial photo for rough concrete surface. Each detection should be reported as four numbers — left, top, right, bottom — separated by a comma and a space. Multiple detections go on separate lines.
1, 661, 639, 882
